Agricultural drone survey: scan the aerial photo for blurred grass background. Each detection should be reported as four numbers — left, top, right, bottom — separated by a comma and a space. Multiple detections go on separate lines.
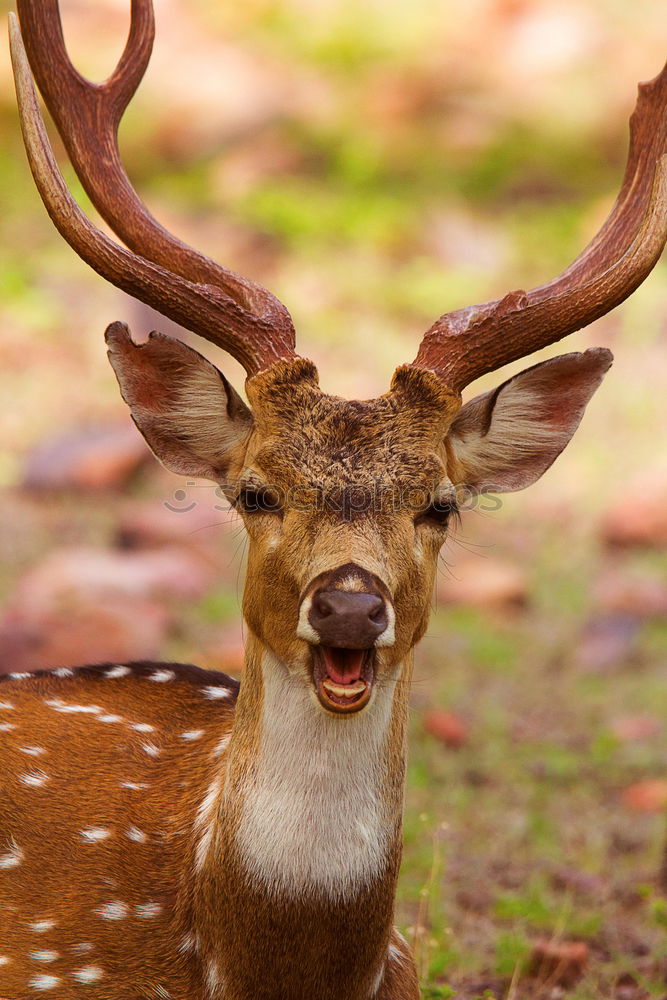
0, 0, 666, 996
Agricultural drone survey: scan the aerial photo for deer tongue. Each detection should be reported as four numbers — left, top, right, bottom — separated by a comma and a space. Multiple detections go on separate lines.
321, 647, 365, 685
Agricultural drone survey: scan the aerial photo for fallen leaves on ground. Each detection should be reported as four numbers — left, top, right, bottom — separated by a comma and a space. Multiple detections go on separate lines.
601, 467, 667, 548
116, 498, 237, 558
423, 708, 469, 749
21, 424, 150, 492
0, 597, 169, 674
436, 556, 528, 610
621, 780, 667, 813
9, 545, 216, 611
611, 715, 662, 743
527, 938, 590, 987
593, 566, 667, 619
0, 545, 216, 674
572, 614, 640, 673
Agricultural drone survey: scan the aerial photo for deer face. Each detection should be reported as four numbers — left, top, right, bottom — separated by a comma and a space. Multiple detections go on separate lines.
108, 326, 611, 716
238, 360, 459, 713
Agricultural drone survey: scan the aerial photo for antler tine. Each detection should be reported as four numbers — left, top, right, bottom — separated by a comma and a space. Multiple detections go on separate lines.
13, 0, 297, 375
414, 62, 667, 393
9, 13, 294, 376
105, 0, 156, 112
16, 0, 153, 118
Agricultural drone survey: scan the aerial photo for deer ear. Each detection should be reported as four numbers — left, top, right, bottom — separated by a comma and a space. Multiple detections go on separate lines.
105, 322, 252, 482
447, 348, 613, 494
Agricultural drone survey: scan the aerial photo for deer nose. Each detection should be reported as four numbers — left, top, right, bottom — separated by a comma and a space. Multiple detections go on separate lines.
308, 590, 388, 649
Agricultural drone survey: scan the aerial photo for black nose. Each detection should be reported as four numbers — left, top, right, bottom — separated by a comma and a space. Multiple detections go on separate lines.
308, 590, 388, 649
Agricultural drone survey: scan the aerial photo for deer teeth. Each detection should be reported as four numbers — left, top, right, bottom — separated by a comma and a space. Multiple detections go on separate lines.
321, 679, 367, 699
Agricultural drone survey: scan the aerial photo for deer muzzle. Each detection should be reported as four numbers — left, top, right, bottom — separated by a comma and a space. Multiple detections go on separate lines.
297, 564, 395, 714
309, 590, 388, 648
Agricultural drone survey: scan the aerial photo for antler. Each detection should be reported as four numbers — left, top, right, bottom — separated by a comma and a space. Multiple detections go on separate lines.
10, 0, 297, 376
414, 62, 667, 392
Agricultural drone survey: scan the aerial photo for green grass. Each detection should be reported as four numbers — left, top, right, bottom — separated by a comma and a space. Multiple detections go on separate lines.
395, 529, 667, 997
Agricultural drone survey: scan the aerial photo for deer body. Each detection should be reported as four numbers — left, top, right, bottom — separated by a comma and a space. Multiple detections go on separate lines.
3, 365, 449, 998
3, 1, 667, 997
0, 662, 237, 999
0, 652, 417, 999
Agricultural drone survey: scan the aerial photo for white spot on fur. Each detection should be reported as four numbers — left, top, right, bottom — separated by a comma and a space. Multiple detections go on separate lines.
180, 729, 204, 741
235, 649, 398, 902
194, 774, 223, 871
9, 672, 31, 680
29, 974, 60, 990
80, 827, 112, 843
21, 770, 49, 788
94, 901, 128, 920
28, 920, 56, 933
135, 902, 162, 918
202, 686, 231, 700
0, 955, 10, 966
53, 668, 73, 678
212, 734, 231, 758
141, 742, 161, 757
106, 665, 131, 679
388, 943, 403, 964
29, 950, 59, 963
0, 701, 14, 710
206, 960, 222, 997
370, 957, 385, 996
149, 670, 175, 683
70, 943, 94, 954
20, 746, 46, 756
120, 781, 150, 790
178, 931, 199, 954
0, 840, 23, 869
131, 722, 155, 733
0, 722, 16, 731
44, 699, 101, 715
98, 714, 124, 723
126, 826, 147, 843
71, 966, 104, 983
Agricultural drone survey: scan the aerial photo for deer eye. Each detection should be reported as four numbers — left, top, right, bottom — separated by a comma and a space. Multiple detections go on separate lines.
415, 497, 459, 529
235, 487, 282, 516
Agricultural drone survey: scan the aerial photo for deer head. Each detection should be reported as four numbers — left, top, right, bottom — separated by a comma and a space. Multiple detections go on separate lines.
9, 0, 667, 720
105, 332, 614, 715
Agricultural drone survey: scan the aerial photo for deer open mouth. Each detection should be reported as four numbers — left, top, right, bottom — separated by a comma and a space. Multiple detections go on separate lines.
311, 647, 375, 714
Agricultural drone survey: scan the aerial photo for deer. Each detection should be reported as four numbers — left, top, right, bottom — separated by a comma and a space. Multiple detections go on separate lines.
1, 0, 666, 997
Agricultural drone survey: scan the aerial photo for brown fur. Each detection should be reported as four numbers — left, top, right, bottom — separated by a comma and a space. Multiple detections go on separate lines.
1, 347, 611, 999
0, 663, 236, 998
192, 635, 416, 1000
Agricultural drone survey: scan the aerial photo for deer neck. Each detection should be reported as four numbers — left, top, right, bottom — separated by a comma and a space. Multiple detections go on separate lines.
195, 633, 412, 999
